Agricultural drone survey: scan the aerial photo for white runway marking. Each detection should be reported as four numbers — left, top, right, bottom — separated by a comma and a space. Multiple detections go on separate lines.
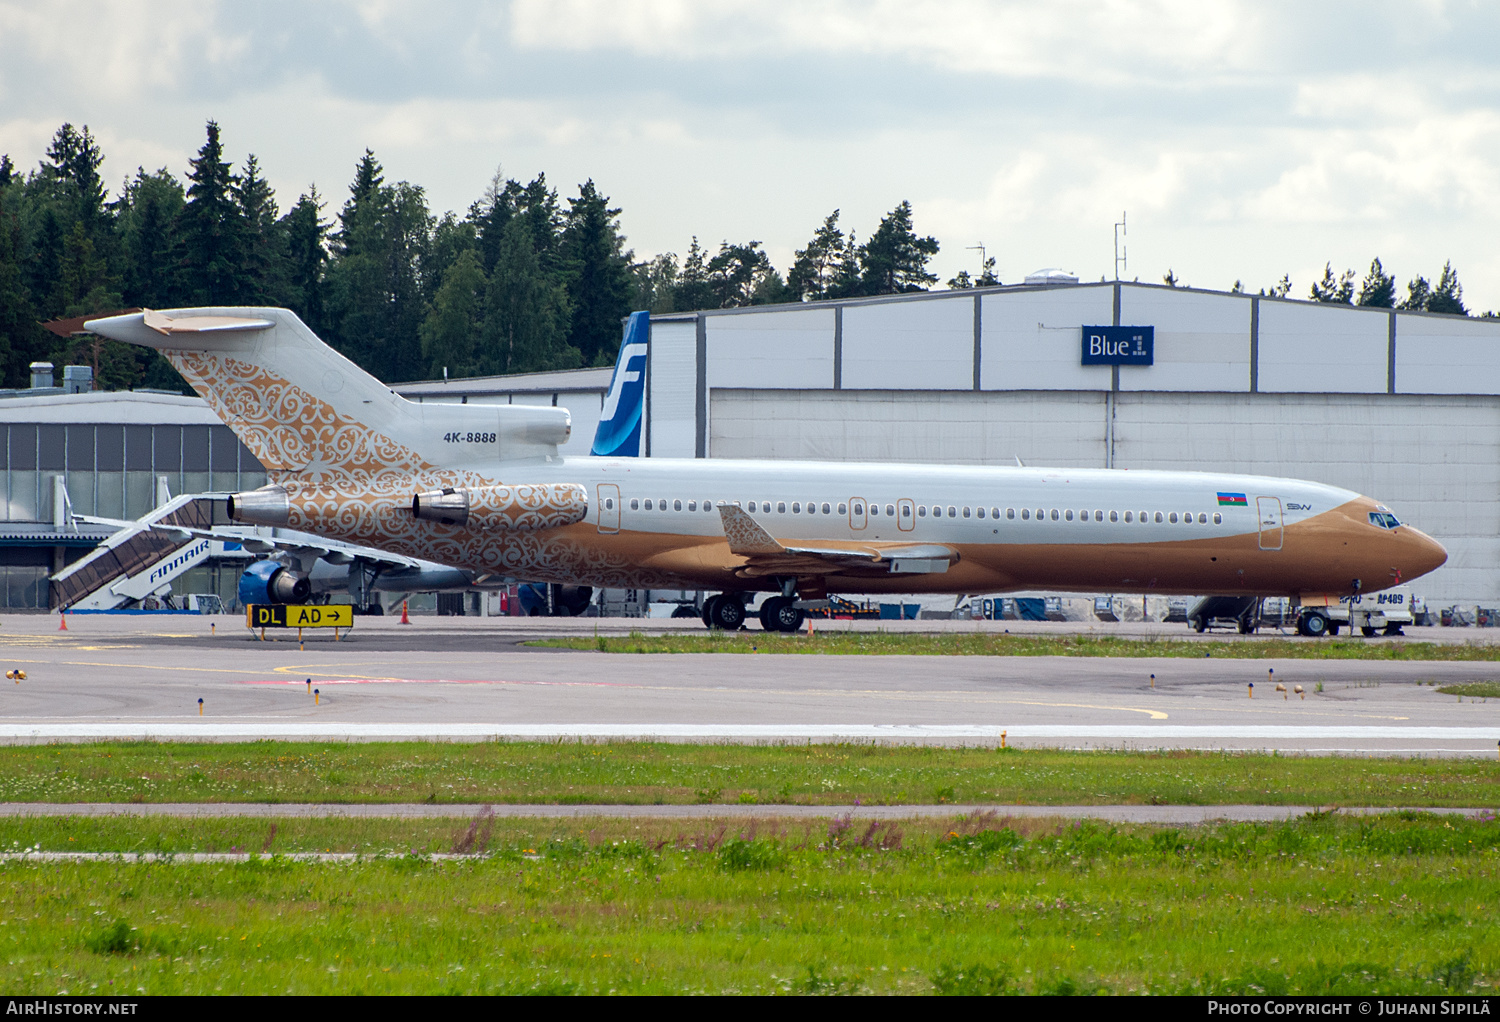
0, 722, 1495, 741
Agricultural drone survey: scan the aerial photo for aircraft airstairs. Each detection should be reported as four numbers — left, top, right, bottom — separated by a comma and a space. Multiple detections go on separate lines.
49, 495, 245, 611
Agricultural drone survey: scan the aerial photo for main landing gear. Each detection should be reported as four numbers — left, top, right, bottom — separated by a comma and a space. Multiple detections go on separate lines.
700, 593, 806, 633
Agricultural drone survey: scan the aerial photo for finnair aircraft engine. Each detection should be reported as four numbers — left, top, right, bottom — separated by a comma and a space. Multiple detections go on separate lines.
238, 559, 311, 606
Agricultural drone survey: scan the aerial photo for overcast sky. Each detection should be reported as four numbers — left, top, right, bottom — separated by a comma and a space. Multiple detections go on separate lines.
3, 1, 1498, 309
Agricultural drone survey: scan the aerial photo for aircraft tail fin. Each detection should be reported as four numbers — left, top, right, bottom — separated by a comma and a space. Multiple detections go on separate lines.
591, 311, 649, 457
85, 308, 570, 479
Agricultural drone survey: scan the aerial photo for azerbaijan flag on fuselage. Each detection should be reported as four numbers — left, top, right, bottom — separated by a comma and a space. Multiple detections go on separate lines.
1217, 492, 1248, 506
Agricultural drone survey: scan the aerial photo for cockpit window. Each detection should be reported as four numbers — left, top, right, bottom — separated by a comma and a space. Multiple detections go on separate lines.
1368, 512, 1401, 529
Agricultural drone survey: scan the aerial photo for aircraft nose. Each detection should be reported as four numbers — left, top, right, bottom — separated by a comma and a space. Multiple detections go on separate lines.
1400, 526, 1448, 582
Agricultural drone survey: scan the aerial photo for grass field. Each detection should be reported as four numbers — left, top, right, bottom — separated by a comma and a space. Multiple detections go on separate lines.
534, 629, 1500, 660
1, 741, 1498, 807
1, 811, 1494, 994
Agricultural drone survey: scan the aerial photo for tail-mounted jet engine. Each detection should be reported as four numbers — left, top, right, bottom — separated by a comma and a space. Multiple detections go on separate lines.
411, 483, 588, 531
238, 558, 311, 606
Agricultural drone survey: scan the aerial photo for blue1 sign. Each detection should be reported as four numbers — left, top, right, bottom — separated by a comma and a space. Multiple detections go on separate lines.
1081, 326, 1154, 366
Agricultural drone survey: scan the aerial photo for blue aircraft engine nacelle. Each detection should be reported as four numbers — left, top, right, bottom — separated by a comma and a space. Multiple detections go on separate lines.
238, 559, 312, 606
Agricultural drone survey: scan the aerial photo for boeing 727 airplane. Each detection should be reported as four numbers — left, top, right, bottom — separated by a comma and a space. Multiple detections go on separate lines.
85, 307, 1447, 636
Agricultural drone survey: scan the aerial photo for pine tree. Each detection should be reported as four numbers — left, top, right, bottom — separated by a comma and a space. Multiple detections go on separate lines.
483, 217, 575, 375
788, 210, 847, 301
0, 202, 35, 387
28, 208, 64, 316
420, 247, 486, 378
560, 180, 633, 366
1428, 261, 1467, 315
337, 149, 384, 257
858, 201, 938, 294
1309, 263, 1354, 304
176, 121, 246, 305
674, 237, 715, 311
1356, 258, 1396, 308
0, 155, 13, 189
281, 187, 329, 330
43, 124, 107, 228
632, 252, 679, 313
1399, 276, 1431, 311
234, 154, 283, 304
1260, 275, 1291, 298
707, 241, 774, 307
471, 169, 518, 275
118, 168, 186, 308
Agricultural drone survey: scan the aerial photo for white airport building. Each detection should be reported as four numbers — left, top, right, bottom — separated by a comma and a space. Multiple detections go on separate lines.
2, 279, 1498, 610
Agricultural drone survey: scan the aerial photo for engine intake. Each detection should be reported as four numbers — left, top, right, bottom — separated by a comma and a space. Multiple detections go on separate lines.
411, 483, 588, 531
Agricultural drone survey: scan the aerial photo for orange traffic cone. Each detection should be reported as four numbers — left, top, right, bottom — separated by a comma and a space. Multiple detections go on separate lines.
399, 600, 411, 625
58, 612, 67, 631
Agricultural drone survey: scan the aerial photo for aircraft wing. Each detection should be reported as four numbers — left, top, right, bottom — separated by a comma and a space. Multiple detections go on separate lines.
716, 504, 958, 577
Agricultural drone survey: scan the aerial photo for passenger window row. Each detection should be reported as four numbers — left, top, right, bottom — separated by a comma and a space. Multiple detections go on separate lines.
619, 497, 1221, 527
1007, 508, 1222, 525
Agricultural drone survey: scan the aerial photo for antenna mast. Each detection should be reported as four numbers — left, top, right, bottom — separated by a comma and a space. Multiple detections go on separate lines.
1113, 212, 1127, 281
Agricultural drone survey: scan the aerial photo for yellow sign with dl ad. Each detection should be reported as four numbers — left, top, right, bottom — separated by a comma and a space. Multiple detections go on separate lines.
245, 604, 355, 629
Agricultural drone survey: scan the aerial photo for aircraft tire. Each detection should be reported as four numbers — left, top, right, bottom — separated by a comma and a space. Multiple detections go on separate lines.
1384, 624, 1405, 636
708, 595, 745, 631
701, 595, 721, 629
759, 596, 804, 633
1298, 611, 1330, 638
1361, 626, 1378, 637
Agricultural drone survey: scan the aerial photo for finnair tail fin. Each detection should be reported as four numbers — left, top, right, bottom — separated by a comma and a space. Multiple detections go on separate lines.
85, 308, 572, 478
591, 311, 649, 457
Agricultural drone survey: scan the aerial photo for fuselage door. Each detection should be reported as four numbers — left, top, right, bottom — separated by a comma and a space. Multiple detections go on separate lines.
897, 498, 915, 532
597, 483, 621, 534
1256, 496, 1283, 551
849, 497, 868, 531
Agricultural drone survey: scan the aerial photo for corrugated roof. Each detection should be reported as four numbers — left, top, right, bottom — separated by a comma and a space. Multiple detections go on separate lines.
0, 391, 222, 425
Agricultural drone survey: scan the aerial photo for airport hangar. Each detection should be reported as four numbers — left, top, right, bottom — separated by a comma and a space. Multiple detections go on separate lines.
0, 278, 1496, 610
